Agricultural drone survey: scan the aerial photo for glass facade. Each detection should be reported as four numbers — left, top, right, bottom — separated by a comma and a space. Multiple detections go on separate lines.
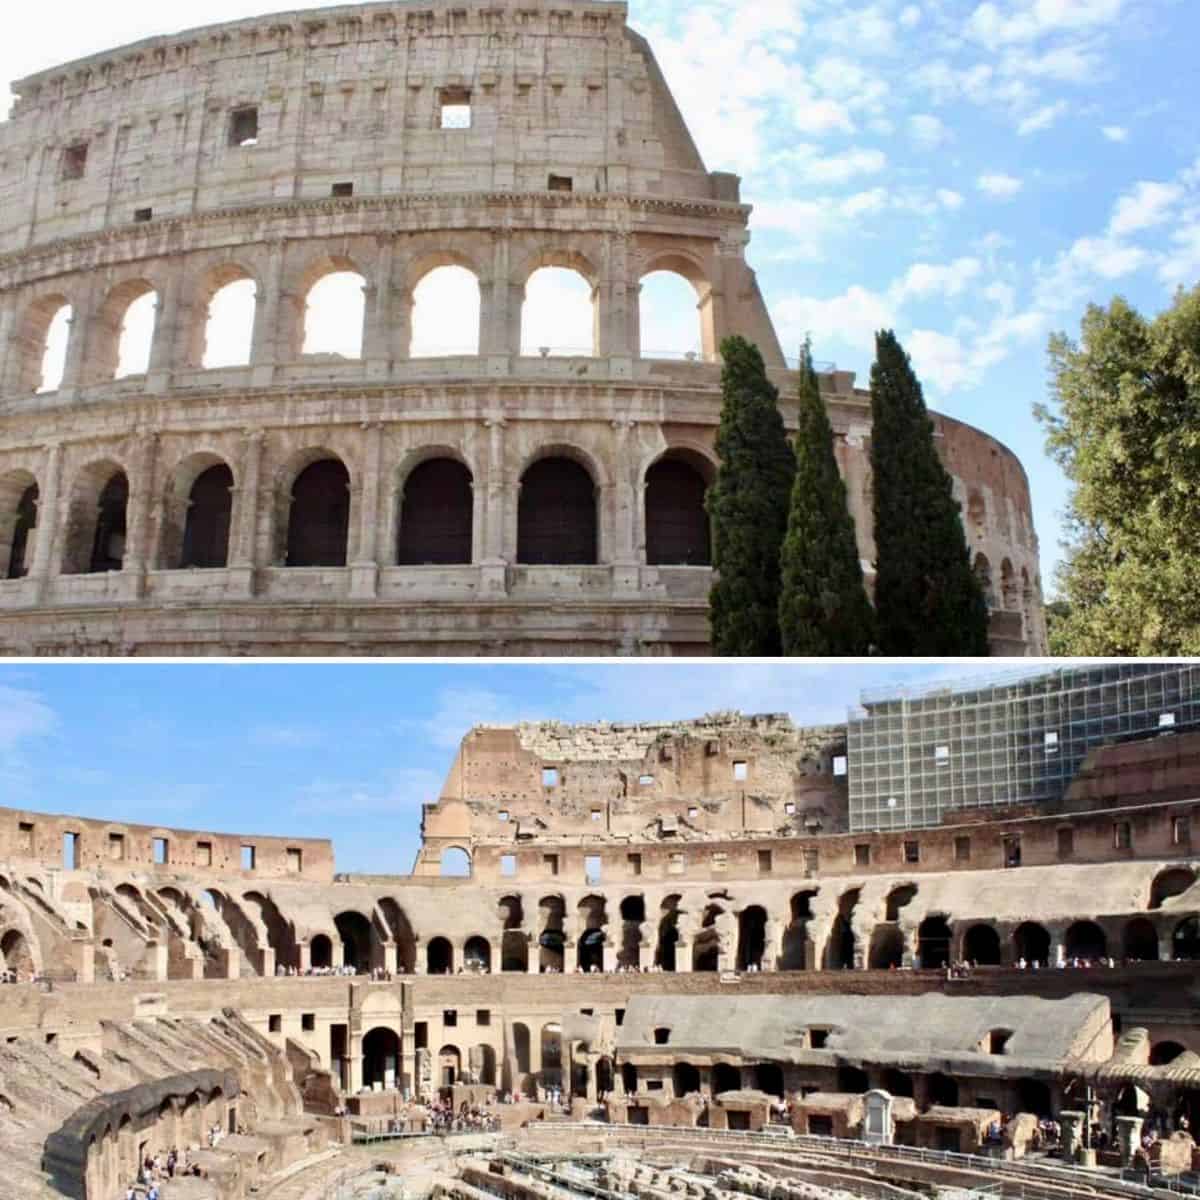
848, 663, 1200, 833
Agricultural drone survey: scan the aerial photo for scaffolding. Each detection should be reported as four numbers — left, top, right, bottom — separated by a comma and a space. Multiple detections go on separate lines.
847, 663, 1200, 833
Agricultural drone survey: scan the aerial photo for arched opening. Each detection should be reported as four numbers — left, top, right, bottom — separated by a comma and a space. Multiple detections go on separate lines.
838, 1066, 870, 1094
410, 266, 481, 357
309, 934, 333, 969
928, 1073, 959, 1107
1151, 868, 1196, 910
362, 1027, 401, 1090
622, 1062, 639, 1095
521, 267, 595, 357
1123, 917, 1159, 962
1000, 558, 1017, 610
180, 464, 234, 569
513, 1023, 531, 1075
540, 1023, 562, 1082
885, 884, 918, 923
638, 270, 705, 360
114, 287, 158, 378
1017, 1078, 1052, 1117
966, 491, 987, 541
737, 905, 767, 970
596, 1056, 614, 1099
438, 1044, 462, 1088
826, 889, 860, 970
37, 303, 72, 392
397, 459, 473, 565
780, 891, 815, 971
656, 896, 681, 972
63, 467, 129, 576
917, 916, 952, 969
439, 846, 472, 878
713, 1063, 741, 1094
619, 895, 645, 970
473, 1043, 497, 1086
426, 937, 453, 975
1065, 920, 1106, 960
0, 929, 34, 978
463, 935, 491, 973
645, 453, 712, 566
973, 553, 995, 607
673, 1062, 701, 1097
1021, 568, 1035, 641
1, 476, 37, 580
1013, 921, 1050, 966
501, 931, 528, 972
693, 904, 723, 972
334, 911, 374, 971
1151, 1041, 1187, 1066
577, 895, 607, 972
200, 277, 257, 368
303, 270, 366, 359
1172, 917, 1200, 960
518, 456, 597, 565
379, 899, 417, 973
286, 458, 350, 567
753, 1063, 784, 1097
868, 924, 904, 969
15, 296, 71, 394
539, 896, 565, 972
963, 924, 1001, 966
882, 1069, 914, 1098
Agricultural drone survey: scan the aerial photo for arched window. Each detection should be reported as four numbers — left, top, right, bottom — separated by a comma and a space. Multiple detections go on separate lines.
868, 925, 904, 969
917, 916, 952, 969
1000, 558, 1017, 610
426, 937, 453, 975
712, 1063, 740, 1094
463, 935, 491, 972
201, 277, 257, 369
13, 297, 71, 394
1013, 921, 1050, 965
362, 1027, 400, 1090
645, 453, 711, 565
334, 911, 374, 971
37, 303, 72, 393
439, 846, 471, 877
286, 458, 350, 567
410, 266, 480, 357
1, 474, 37, 580
397, 459, 473, 565
1065, 920, 1106, 960
518, 457, 597, 564
115, 289, 159, 378
69, 470, 128, 575
974, 553, 995, 607
639, 270, 705, 360
963, 924, 1001, 966
181, 464, 234, 569
521, 267, 595, 357
1123, 917, 1159, 962
303, 271, 366, 359
736, 905, 767, 970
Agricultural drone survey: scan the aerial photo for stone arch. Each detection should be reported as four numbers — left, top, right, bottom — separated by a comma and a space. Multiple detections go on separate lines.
1172, 916, 1200, 960
518, 450, 600, 565
656, 895, 681, 972
1000, 557, 1017, 610
0, 928, 36, 978
396, 455, 474, 566
426, 936, 453, 975
973, 552, 995, 607
188, 262, 259, 369
408, 257, 482, 357
281, 452, 352, 568
310, 933, 333, 969
1017, 1078, 1052, 1117
378, 899, 417, 972
519, 250, 600, 357
438, 1044, 462, 1087
297, 254, 367, 359
539, 895, 566, 972
501, 928, 528, 972
1013, 921, 1050, 965
712, 1062, 740, 1094
736, 905, 767, 970
463, 935, 491, 972
637, 253, 715, 361
12, 293, 73, 394
90, 278, 159, 383
1150, 867, 1195, 910
1065, 919, 1107, 960
928, 1073, 959, 1106
362, 1026, 401, 1089
334, 910, 374, 971
473, 1042, 497, 1086
885, 884, 918, 923
1123, 916, 1159, 962
644, 449, 713, 567
439, 846, 472, 877
962, 923, 1001, 965
673, 1061, 701, 1096
1151, 1041, 1187, 1066
917, 915, 952, 969
512, 1022, 532, 1075
241, 890, 294, 968
0, 469, 39, 580
577, 895, 608, 971
618, 895, 645, 969
882, 1068, 914, 1098
868, 924, 904, 969
62, 460, 129, 575
159, 451, 235, 570
780, 890, 815, 971
825, 888, 860, 970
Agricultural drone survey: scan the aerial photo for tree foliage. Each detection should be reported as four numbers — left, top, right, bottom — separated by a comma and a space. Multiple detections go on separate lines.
707, 335, 796, 655
779, 342, 876, 655
1036, 286, 1200, 655
870, 329, 990, 656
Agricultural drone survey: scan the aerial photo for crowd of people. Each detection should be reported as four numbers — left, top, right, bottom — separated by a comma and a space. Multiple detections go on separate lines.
402, 1098, 502, 1134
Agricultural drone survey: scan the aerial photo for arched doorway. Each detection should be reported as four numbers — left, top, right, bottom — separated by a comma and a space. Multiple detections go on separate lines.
826, 890, 860, 970
181, 464, 233, 568
713, 1063, 740, 1094
780, 891, 814, 970
501, 930, 528, 972
397, 459, 473, 564
673, 1062, 701, 1096
438, 1045, 462, 1087
90, 472, 129, 573
645, 455, 711, 566
868, 925, 904, 969
1124, 917, 1159, 962
928, 1073, 959, 1106
334, 911, 374, 972
0, 929, 34, 978
518, 457, 597, 564
737, 906, 767, 970
362, 1027, 401, 1090
963, 924, 1001, 965
309, 934, 333, 969
1173, 917, 1200, 960
513, 1024, 531, 1076
1013, 921, 1050, 965
286, 458, 350, 567
439, 846, 472, 877
427, 937, 453, 975
541, 1024, 562, 1085
619, 896, 645, 970
917, 916, 952, 969
1065, 920, 1107, 960
539, 896, 566, 972
5, 483, 37, 579
656, 897, 681, 971
463, 936, 491, 973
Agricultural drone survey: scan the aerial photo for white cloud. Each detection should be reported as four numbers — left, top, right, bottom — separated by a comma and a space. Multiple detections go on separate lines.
1108, 180, 1183, 236
1101, 124, 1128, 142
977, 172, 1024, 198
895, 257, 983, 300
1017, 100, 1067, 135
1158, 220, 1200, 288
806, 146, 888, 184
843, 187, 889, 217
965, 0, 1125, 47
792, 96, 856, 135
774, 285, 896, 356
937, 188, 965, 210
909, 113, 949, 148
0, 683, 56, 750
899, 5, 922, 28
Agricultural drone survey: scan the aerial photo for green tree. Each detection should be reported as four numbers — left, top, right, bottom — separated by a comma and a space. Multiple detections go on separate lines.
870, 329, 990, 656
707, 335, 795, 655
778, 342, 876, 655
1035, 286, 1200, 655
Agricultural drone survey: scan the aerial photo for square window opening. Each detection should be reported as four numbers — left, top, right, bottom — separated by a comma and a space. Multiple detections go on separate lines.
268, 1014, 282, 1033
954, 835, 971, 863
498, 810, 509, 822
286, 847, 302, 873
548, 174, 573, 192
639, 775, 654, 786
153, 837, 169, 865
440, 89, 472, 129
627, 853, 642, 877
63, 831, 80, 871
544, 853, 559, 876
108, 833, 125, 861
301, 1013, 315, 1032
240, 844, 256, 871
542, 767, 559, 788
229, 106, 259, 147
733, 761, 748, 782
62, 143, 88, 181
1057, 827, 1074, 859
833, 755, 847, 777
476, 1009, 491, 1026
500, 854, 517, 877
758, 849, 773, 873
591, 809, 603, 822
904, 840, 920, 864
414, 1021, 428, 1049
443, 1009, 457, 1027
331, 181, 354, 197
585, 854, 602, 883
854, 843, 871, 867
134, 208, 153, 223
1173, 815, 1190, 846
1114, 821, 1132, 851
196, 841, 213, 867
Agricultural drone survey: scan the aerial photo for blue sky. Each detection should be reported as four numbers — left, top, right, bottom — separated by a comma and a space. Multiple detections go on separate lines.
1, 662, 1029, 873
4, 0, 1198, 595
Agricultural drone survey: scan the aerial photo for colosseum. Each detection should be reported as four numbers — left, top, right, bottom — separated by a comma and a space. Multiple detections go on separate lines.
0, 1, 1046, 656
2, 662, 1200, 1200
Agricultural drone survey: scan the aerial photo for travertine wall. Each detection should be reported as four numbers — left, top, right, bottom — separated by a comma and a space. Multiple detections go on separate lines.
0, 0, 1044, 656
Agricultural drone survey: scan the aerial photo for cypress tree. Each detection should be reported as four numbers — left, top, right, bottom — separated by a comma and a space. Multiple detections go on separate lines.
778, 342, 876, 655
870, 329, 990, 656
707, 335, 795, 656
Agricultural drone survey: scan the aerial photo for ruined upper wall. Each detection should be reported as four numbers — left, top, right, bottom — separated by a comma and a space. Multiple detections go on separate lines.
0, 0, 729, 251
417, 712, 849, 873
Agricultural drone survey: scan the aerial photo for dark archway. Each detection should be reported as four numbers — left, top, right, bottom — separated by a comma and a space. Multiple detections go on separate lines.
1017, 1079, 1052, 1117
869, 925, 904, 969
90, 472, 129, 573
619, 895, 645, 970
287, 458, 350, 567
310, 934, 333, 969
475, 1044, 497, 1086
362, 1027, 401, 1089
753, 1063, 784, 1097
928, 1073, 959, 1106
1124, 917, 1159, 962
882, 1069, 914, 1098
838, 1066, 869, 1094
826, 890, 859, 970
1151, 1041, 1187, 1066
673, 1062, 701, 1097
539, 896, 566, 972
780, 891, 815, 971
501, 930, 528, 972
427, 936, 453, 975
712, 1063, 741, 1094
737, 905, 767, 970
397, 459, 473, 565
181, 464, 233, 568
334, 910, 373, 971
597, 1056, 614, 1098
463, 935, 491, 972
1013, 921, 1050, 966
1150, 867, 1195, 910
513, 1023, 531, 1074
645, 456, 710, 566
885, 884, 918, 923
656, 896, 681, 971
1065, 920, 1106, 960
622, 1062, 638, 1094
1173, 917, 1200, 960
378, 898, 417, 973
963, 923, 1001, 966
518, 457, 596, 564
917, 916, 952, 969
6, 485, 37, 579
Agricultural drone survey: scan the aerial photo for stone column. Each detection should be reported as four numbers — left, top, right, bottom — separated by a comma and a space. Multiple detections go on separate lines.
228, 430, 265, 597
601, 231, 634, 376
58, 282, 97, 399
122, 433, 159, 600
563, 940, 577, 974
296, 940, 311, 973
1059, 1110, 1085, 1161
0, 290, 16, 396
1117, 1115, 1144, 1165
480, 415, 509, 595
31, 442, 63, 598
611, 418, 639, 594
351, 422, 383, 599
675, 940, 692, 973
250, 239, 288, 386
413, 937, 426, 975
480, 231, 516, 368
364, 237, 395, 380
527, 933, 540, 974
147, 265, 185, 393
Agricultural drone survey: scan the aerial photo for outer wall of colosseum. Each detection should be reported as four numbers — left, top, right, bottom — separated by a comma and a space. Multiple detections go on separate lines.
0, 2, 1045, 656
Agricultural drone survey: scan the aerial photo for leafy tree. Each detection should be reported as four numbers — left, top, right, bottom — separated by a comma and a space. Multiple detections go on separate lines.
778, 342, 876, 655
1043, 599, 1073, 656
1036, 286, 1200, 655
870, 329, 990, 656
707, 336, 795, 655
